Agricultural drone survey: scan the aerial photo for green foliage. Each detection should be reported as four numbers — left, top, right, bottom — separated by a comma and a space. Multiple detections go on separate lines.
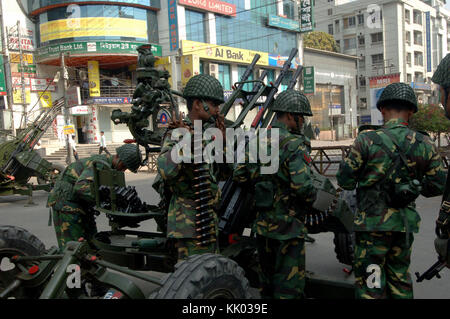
409, 104, 450, 134
303, 31, 338, 53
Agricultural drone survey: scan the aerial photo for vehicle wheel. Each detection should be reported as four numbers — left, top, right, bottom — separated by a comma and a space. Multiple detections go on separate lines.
0, 226, 46, 298
149, 253, 253, 299
333, 232, 355, 266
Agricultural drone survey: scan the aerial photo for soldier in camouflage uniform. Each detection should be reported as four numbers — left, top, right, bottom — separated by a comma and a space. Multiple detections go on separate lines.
336, 82, 446, 299
431, 54, 450, 265
233, 89, 317, 299
154, 74, 227, 261
47, 143, 142, 248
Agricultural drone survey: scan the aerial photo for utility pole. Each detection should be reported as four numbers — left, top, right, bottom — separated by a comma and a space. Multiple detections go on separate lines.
61, 52, 73, 165
328, 82, 334, 141
17, 20, 27, 129
348, 79, 353, 138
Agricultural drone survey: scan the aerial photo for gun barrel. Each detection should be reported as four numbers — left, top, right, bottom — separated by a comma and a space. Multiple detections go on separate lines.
415, 259, 446, 282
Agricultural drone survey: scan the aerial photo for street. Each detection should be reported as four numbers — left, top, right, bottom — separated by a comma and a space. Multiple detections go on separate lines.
0, 171, 449, 299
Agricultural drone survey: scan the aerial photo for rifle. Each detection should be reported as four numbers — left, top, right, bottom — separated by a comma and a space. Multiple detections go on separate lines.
218, 48, 300, 235
415, 258, 447, 282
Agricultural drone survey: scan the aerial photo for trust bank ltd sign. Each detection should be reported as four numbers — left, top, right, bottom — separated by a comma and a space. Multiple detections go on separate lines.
178, 0, 236, 16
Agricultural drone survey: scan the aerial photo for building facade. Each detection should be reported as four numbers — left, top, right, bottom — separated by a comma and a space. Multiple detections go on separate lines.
314, 0, 449, 125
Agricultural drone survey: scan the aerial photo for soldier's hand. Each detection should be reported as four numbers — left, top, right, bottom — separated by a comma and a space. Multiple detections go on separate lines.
169, 111, 191, 132
216, 113, 226, 142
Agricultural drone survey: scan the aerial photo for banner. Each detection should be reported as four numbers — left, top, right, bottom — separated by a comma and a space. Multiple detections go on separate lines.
13, 88, 31, 104
37, 41, 162, 60
0, 56, 6, 96
369, 73, 400, 88
40, 18, 147, 43
181, 55, 200, 86
30, 78, 57, 92
39, 92, 52, 108
303, 66, 315, 94
87, 61, 101, 97
168, 0, 179, 51
9, 53, 34, 64
63, 125, 76, 135
181, 40, 269, 65
178, 0, 236, 16
300, 0, 314, 32
268, 15, 300, 32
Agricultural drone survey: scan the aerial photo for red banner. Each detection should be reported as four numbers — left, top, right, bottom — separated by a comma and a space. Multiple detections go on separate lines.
179, 0, 236, 16
369, 73, 400, 88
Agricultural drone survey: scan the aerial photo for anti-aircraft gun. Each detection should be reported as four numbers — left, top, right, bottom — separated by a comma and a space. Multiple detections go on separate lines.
0, 99, 65, 199
0, 45, 357, 300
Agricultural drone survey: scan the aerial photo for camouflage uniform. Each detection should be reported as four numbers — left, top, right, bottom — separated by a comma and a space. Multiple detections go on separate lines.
47, 154, 112, 248
336, 83, 446, 299
154, 74, 225, 261
233, 90, 316, 299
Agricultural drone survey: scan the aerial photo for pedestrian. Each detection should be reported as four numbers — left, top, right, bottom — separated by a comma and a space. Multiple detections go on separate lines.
153, 74, 227, 262
68, 134, 79, 161
233, 89, 317, 299
314, 125, 320, 140
336, 82, 446, 299
47, 143, 142, 248
431, 53, 450, 265
98, 131, 111, 155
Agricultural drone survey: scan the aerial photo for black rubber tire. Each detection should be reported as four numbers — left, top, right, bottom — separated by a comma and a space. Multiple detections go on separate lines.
0, 225, 46, 298
149, 253, 253, 299
333, 232, 355, 266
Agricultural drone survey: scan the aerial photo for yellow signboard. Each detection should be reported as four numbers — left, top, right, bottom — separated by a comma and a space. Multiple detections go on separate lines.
181, 55, 200, 86
181, 40, 269, 66
13, 88, 31, 104
10, 53, 34, 64
39, 92, 52, 108
63, 125, 75, 135
155, 57, 173, 87
40, 18, 147, 43
88, 61, 100, 97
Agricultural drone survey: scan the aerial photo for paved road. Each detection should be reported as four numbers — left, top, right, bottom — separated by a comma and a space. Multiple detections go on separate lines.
1, 172, 449, 298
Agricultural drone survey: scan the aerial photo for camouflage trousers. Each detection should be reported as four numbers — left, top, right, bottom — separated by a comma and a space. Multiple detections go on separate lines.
52, 208, 97, 249
354, 231, 414, 299
256, 235, 305, 299
175, 238, 218, 261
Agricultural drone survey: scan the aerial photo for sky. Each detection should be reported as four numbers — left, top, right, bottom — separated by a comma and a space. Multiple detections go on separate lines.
446, 1, 450, 10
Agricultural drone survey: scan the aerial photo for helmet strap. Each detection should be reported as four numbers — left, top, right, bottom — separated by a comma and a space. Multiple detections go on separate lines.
292, 114, 303, 134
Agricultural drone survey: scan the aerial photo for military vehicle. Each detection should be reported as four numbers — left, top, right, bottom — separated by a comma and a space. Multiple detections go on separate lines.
0, 45, 358, 299
0, 99, 65, 200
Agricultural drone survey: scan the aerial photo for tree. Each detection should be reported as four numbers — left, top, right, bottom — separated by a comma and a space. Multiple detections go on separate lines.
303, 31, 338, 53
409, 104, 450, 148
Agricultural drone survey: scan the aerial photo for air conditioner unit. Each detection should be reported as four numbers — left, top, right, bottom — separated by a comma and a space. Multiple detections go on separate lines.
209, 63, 219, 79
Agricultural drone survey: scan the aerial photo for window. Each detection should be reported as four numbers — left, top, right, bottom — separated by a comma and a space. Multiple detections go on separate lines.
185, 10, 206, 43
218, 64, 231, 90
414, 72, 424, 82
344, 38, 356, 50
405, 9, 410, 23
357, 14, 364, 25
406, 52, 412, 66
335, 40, 340, 51
283, 0, 295, 20
359, 56, 366, 69
280, 71, 293, 91
414, 51, 423, 66
335, 20, 340, 33
413, 10, 422, 25
372, 53, 384, 65
328, 24, 333, 35
413, 31, 423, 46
343, 16, 356, 29
238, 65, 254, 91
328, 8, 333, 15
359, 76, 366, 87
407, 74, 412, 82
358, 35, 365, 47
371, 32, 383, 44
406, 31, 411, 45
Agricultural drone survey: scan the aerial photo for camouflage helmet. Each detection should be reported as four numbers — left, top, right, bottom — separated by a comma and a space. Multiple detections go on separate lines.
115, 144, 142, 173
183, 74, 225, 104
376, 82, 418, 113
272, 89, 313, 116
432, 53, 450, 88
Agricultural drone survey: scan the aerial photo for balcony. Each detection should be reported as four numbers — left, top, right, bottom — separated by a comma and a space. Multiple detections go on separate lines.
81, 86, 135, 102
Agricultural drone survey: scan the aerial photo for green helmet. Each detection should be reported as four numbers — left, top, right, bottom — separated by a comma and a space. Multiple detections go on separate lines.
183, 74, 225, 104
432, 53, 450, 88
272, 89, 313, 116
115, 144, 142, 173
376, 82, 418, 113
